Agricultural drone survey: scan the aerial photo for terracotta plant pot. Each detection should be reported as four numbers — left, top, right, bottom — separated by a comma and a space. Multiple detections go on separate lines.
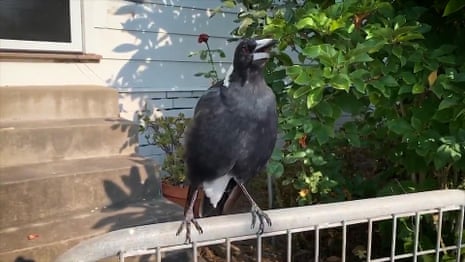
161, 182, 202, 216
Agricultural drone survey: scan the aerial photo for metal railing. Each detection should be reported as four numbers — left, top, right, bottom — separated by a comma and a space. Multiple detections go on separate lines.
56, 190, 465, 262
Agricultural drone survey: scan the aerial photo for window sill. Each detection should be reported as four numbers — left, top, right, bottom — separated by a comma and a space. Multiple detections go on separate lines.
0, 52, 101, 63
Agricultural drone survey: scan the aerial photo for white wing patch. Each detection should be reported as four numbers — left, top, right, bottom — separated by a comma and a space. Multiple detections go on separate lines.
202, 174, 233, 208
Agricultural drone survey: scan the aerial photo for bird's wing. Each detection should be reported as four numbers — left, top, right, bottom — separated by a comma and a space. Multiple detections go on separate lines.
185, 84, 240, 184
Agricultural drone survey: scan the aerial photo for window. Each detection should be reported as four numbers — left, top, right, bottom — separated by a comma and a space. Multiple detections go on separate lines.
0, 0, 83, 52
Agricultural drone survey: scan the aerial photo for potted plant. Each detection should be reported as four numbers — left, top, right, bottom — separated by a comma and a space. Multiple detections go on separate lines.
138, 110, 193, 208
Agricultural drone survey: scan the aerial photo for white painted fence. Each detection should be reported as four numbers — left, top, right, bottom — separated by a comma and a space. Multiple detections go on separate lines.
56, 190, 465, 262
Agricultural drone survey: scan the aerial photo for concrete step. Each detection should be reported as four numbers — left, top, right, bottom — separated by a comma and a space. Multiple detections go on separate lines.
0, 199, 184, 262
0, 156, 162, 229
0, 85, 119, 121
0, 118, 137, 167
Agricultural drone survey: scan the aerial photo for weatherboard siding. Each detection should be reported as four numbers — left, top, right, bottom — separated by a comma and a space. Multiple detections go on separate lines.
0, 0, 237, 119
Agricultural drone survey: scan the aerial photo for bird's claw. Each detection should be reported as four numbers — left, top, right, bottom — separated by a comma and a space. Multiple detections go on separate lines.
176, 218, 203, 243
250, 205, 272, 235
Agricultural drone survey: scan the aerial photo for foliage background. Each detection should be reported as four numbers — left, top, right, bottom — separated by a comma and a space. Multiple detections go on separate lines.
215, 0, 465, 260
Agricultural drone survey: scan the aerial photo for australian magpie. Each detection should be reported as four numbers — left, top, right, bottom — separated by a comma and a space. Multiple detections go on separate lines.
176, 38, 278, 242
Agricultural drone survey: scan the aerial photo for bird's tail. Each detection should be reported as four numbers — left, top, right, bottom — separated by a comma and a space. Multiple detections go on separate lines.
199, 179, 240, 217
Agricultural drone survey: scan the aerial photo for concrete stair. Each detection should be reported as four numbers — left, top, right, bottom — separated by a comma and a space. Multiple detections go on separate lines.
0, 85, 182, 262
0, 199, 183, 262
0, 85, 119, 121
0, 118, 137, 167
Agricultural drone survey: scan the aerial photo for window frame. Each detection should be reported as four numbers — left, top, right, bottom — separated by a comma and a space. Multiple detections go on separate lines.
0, 0, 83, 52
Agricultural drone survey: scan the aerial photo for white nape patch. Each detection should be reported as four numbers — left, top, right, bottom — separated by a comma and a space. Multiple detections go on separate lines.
223, 64, 234, 87
203, 174, 233, 208
253, 52, 270, 61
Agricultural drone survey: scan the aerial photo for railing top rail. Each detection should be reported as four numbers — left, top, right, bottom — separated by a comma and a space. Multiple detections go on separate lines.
55, 189, 465, 262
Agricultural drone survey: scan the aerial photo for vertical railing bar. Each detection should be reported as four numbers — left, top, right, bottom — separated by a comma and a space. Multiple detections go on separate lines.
342, 220, 347, 262
367, 218, 373, 262
156, 247, 161, 262
287, 230, 292, 262
192, 242, 198, 262
413, 212, 420, 262
435, 209, 443, 262
315, 225, 320, 262
456, 205, 464, 262
257, 235, 262, 262
118, 251, 125, 262
390, 215, 397, 262
226, 238, 231, 262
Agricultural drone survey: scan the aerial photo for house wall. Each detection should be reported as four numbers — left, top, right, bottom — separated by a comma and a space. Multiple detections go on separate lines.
0, 0, 237, 115
0, 0, 239, 159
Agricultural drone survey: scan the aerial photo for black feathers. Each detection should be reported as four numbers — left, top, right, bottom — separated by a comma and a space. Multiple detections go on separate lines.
176, 38, 278, 243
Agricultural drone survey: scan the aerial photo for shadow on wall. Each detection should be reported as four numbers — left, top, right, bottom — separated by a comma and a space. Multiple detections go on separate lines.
105, 0, 237, 121
107, 117, 140, 155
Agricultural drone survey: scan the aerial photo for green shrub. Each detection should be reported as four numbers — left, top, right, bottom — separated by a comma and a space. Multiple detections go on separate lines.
138, 111, 190, 186
218, 0, 465, 259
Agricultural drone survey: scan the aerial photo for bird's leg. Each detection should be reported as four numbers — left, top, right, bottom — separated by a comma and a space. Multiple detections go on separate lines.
176, 187, 203, 243
236, 182, 271, 235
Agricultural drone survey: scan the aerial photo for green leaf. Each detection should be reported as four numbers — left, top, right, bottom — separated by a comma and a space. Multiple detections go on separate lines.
433, 108, 454, 122
296, 17, 315, 30
311, 155, 327, 166
414, 62, 423, 73
431, 45, 457, 57
398, 84, 411, 95
434, 144, 462, 169
387, 118, 414, 135
303, 44, 337, 59
287, 65, 302, 79
401, 72, 415, 85
371, 81, 389, 98
333, 92, 365, 114
315, 101, 333, 117
443, 0, 465, 16
238, 17, 254, 34
307, 88, 323, 108
438, 97, 458, 110
293, 85, 311, 99
286, 151, 307, 160
412, 83, 425, 94
222, 0, 236, 8
271, 148, 283, 161
313, 122, 334, 145
219, 50, 226, 58
350, 69, 369, 93
331, 74, 351, 91
343, 122, 362, 147
392, 46, 402, 59
294, 70, 312, 85
395, 32, 424, 42
199, 50, 207, 60
350, 53, 373, 63
329, 19, 345, 32
276, 53, 294, 66
267, 161, 284, 178
346, 132, 361, 147
410, 116, 422, 130
437, 55, 456, 65
380, 75, 398, 87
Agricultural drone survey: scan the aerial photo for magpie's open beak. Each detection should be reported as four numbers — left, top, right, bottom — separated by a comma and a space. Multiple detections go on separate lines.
253, 39, 277, 61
